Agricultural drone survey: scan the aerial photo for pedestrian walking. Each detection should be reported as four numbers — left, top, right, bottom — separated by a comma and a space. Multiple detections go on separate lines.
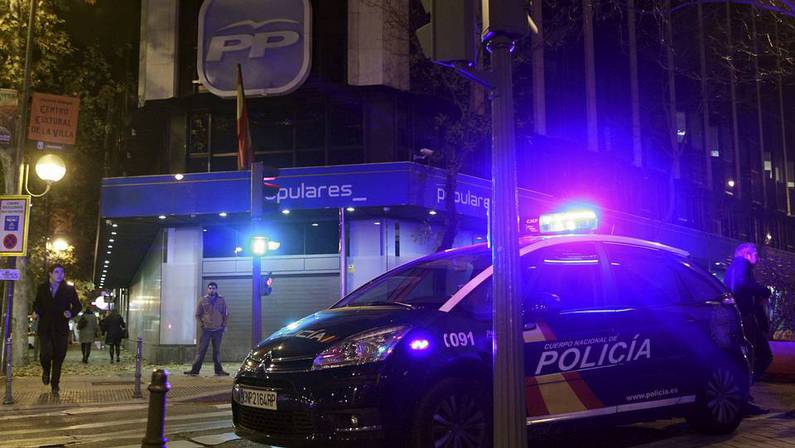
32, 263, 81, 395
77, 307, 100, 363
185, 282, 230, 376
101, 309, 126, 363
723, 242, 772, 415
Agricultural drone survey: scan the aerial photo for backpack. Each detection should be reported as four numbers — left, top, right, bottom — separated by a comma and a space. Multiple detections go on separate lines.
78, 315, 88, 330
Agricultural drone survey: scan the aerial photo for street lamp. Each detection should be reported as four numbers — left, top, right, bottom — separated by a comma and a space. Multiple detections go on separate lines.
50, 237, 70, 252
23, 154, 67, 197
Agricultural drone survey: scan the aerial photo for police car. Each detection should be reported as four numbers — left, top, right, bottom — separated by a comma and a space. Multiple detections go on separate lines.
232, 210, 751, 447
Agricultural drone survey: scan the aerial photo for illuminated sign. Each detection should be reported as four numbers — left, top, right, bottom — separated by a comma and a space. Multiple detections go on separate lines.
198, 0, 312, 98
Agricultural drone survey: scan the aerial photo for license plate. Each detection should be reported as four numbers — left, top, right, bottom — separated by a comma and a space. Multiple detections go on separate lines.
238, 387, 277, 410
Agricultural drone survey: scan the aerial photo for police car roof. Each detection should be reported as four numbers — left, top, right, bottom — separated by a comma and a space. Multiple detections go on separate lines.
524, 234, 690, 258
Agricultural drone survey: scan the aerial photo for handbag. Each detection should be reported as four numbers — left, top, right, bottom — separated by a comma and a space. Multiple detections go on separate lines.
122, 328, 129, 339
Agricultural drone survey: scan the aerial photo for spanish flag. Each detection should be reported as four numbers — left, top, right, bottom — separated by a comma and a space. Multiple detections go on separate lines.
236, 64, 254, 170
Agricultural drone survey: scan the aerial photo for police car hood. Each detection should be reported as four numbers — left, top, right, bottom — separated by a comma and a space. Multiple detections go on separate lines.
253, 306, 422, 358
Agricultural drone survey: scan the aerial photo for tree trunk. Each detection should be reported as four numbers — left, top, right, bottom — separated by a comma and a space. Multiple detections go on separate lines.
13, 257, 30, 366
727, 1, 742, 200
751, 8, 767, 205
436, 161, 459, 252
627, 0, 642, 168
664, 0, 679, 223
583, 0, 598, 152
697, 1, 713, 191
774, 19, 791, 215
532, 0, 546, 135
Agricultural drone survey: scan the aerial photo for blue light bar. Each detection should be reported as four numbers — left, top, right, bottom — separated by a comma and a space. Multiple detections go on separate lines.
539, 210, 598, 234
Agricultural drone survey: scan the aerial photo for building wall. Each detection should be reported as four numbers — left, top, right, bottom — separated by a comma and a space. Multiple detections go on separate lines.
161, 227, 203, 345
128, 229, 165, 358
138, 0, 179, 105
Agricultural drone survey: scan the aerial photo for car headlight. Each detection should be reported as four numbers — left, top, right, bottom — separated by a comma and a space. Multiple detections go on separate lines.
311, 325, 410, 370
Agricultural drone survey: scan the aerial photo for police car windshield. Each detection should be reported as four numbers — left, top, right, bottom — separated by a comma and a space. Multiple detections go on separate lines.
336, 250, 491, 309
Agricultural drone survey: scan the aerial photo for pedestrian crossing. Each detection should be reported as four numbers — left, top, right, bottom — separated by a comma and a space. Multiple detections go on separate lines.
0, 402, 254, 448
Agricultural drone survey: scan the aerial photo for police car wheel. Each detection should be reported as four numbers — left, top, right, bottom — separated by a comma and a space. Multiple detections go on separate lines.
411, 379, 491, 448
687, 364, 748, 434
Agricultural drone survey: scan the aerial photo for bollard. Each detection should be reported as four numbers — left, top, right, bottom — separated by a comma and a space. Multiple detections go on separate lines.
141, 369, 170, 448
3, 337, 12, 405
134, 337, 143, 399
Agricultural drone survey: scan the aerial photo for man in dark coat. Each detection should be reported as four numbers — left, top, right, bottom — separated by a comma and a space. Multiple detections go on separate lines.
32, 263, 81, 394
723, 242, 772, 415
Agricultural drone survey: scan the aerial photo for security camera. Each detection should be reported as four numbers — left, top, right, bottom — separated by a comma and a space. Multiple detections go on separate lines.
419, 148, 434, 157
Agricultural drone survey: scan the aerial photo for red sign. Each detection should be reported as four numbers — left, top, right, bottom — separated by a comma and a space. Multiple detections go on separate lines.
27, 92, 80, 145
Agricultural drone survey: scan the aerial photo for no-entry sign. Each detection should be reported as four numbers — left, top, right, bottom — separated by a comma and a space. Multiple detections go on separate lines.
0, 196, 31, 256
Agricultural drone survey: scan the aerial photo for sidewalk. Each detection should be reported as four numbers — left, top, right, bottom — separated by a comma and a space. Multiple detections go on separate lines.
1, 344, 236, 411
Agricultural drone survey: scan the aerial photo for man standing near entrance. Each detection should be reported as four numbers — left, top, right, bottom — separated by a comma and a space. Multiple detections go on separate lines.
33, 263, 81, 394
185, 282, 230, 376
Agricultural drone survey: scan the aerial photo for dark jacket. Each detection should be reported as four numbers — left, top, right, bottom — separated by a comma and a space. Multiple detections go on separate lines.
33, 281, 81, 336
101, 313, 126, 345
723, 256, 771, 317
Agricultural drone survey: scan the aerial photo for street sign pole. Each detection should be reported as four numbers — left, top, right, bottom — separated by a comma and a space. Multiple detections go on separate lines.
487, 33, 527, 447
2, 0, 36, 389
251, 162, 263, 348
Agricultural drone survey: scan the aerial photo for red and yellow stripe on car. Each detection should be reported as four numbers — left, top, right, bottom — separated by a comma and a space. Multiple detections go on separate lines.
523, 323, 606, 424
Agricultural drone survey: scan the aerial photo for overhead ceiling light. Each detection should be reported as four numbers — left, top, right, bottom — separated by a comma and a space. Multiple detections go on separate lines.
158, 215, 166, 220
281, 209, 290, 215
112, 224, 118, 228
104, 260, 110, 264
174, 173, 184, 180
111, 231, 117, 235
109, 239, 115, 242
346, 207, 355, 212
311, 223, 319, 227
373, 221, 381, 225
234, 246, 243, 254
107, 245, 113, 249
102, 270, 107, 273
106, 251, 111, 254
203, 228, 207, 232
219, 212, 228, 217
429, 210, 437, 215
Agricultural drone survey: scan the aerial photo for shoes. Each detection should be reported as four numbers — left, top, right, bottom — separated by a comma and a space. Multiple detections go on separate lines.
110, 358, 114, 364
42, 373, 50, 386
744, 402, 770, 416
184, 371, 199, 376
51, 386, 60, 395
215, 371, 230, 376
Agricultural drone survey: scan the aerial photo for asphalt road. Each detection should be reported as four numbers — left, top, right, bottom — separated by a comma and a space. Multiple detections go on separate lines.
0, 380, 792, 448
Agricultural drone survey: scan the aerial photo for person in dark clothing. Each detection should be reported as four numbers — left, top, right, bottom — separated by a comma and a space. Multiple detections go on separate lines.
32, 264, 81, 395
77, 307, 99, 363
723, 242, 772, 415
101, 309, 126, 363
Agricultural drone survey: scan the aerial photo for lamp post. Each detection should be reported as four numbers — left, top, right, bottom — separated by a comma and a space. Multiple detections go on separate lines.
2, 153, 66, 403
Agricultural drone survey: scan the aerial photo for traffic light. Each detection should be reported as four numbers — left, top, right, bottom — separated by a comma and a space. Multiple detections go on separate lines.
261, 271, 273, 296
481, 0, 530, 41
416, 0, 477, 66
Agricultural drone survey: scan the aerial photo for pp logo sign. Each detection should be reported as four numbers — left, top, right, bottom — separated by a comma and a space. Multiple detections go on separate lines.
198, 0, 312, 98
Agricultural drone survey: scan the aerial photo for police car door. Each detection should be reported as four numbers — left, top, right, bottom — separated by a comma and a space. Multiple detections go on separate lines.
602, 243, 691, 412
522, 242, 617, 424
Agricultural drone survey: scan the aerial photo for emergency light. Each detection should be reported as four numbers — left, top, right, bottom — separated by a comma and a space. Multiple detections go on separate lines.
538, 209, 598, 234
